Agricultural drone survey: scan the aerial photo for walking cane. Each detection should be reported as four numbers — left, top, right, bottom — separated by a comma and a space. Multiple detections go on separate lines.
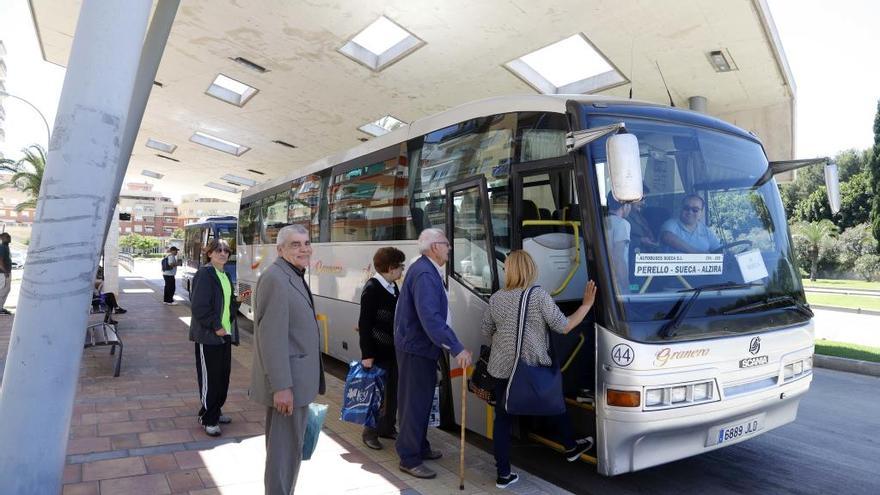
459, 368, 467, 490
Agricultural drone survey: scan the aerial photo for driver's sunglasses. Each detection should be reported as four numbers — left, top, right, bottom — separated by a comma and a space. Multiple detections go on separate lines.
682, 206, 702, 213
214, 247, 231, 254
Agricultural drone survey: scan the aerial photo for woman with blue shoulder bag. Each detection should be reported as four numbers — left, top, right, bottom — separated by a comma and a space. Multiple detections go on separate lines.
357, 247, 405, 450
480, 250, 597, 489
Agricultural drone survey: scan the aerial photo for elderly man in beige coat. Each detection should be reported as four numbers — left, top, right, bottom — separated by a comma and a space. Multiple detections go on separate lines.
250, 224, 325, 495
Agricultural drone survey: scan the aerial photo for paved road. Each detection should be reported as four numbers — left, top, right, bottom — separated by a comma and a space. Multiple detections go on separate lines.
507, 368, 879, 495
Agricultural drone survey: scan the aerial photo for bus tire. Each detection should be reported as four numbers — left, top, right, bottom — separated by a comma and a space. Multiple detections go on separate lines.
437, 353, 456, 430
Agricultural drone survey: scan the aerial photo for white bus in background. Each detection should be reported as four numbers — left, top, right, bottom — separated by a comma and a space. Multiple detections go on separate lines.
236, 95, 837, 475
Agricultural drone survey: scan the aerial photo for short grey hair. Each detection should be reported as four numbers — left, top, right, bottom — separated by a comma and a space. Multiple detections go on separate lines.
418, 228, 446, 254
277, 224, 309, 247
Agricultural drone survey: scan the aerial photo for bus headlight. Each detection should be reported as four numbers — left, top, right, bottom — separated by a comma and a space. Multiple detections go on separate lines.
642, 380, 716, 410
783, 357, 811, 382
692, 382, 710, 401
671, 386, 687, 403
645, 388, 664, 406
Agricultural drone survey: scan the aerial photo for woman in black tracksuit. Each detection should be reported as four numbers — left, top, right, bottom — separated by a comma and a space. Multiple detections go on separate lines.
189, 238, 239, 437
358, 246, 406, 450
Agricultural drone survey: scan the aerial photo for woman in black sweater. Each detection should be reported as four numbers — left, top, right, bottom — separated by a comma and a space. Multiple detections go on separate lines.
358, 246, 406, 450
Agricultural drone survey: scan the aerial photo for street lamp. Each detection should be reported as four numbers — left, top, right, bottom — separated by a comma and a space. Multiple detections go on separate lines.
0, 89, 51, 145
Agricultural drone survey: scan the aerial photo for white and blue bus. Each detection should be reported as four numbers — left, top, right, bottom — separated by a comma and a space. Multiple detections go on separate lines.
236, 95, 836, 475
182, 215, 237, 293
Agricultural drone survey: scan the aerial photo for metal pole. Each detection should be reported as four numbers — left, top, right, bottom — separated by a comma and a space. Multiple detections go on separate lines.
0, 1, 153, 492
0, 90, 52, 145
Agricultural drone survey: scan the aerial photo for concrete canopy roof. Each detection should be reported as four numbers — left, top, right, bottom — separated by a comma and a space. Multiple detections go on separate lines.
30, 0, 795, 200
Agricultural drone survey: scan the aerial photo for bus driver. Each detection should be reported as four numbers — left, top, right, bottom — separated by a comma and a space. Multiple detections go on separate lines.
659, 194, 720, 254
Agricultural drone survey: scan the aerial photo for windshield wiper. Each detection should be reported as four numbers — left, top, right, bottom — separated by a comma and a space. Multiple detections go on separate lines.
659, 282, 759, 339
723, 295, 813, 318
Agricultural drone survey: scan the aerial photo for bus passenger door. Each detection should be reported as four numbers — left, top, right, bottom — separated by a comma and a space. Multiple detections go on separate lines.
444, 176, 497, 434
511, 160, 598, 462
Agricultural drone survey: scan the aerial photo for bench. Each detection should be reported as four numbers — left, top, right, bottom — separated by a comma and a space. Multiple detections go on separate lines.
84, 322, 123, 377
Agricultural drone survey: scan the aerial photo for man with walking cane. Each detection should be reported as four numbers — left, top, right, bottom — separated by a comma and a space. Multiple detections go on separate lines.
394, 228, 472, 480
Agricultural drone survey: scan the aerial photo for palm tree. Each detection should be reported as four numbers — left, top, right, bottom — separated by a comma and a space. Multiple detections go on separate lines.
0, 144, 47, 212
792, 219, 839, 281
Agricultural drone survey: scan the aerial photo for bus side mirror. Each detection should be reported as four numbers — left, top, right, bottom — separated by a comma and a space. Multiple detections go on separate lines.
607, 133, 643, 203
824, 162, 840, 214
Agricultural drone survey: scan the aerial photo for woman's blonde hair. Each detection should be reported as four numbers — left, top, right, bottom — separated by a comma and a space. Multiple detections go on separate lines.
504, 250, 537, 290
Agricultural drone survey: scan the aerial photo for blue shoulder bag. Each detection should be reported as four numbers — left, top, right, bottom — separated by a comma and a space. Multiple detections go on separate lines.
503, 286, 566, 416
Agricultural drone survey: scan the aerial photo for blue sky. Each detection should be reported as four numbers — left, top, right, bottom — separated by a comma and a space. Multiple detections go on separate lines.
1, 1, 878, 162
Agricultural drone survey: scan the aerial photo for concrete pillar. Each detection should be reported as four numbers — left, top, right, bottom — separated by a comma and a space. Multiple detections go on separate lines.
688, 96, 708, 113
104, 205, 121, 295
101, 0, 181, 295
0, 1, 153, 492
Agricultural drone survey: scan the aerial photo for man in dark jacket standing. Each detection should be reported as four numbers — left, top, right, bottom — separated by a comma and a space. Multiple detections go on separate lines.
394, 228, 472, 479
250, 224, 325, 494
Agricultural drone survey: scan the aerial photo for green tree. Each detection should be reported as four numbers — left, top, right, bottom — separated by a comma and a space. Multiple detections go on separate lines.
836, 223, 878, 271
0, 144, 47, 211
172, 228, 185, 239
119, 233, 161, 256
872, 100, 880, 244
837, 172, 874, 230
854, 254, 880, 282
792, 220, 839, 281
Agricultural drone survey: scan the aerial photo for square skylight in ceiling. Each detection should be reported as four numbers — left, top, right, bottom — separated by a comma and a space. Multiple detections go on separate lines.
141, 170, 164, 179
358, 115, 407, 137
505, 33, 628, 95
206, 74, 259, 107
220, 174, 257, 187
205, 182, 240, 194
190, 131, 250, 156
339, 16, 425, 72
145, 138, 177, 154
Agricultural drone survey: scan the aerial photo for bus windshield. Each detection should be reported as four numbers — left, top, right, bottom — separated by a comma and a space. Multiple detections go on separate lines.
589, 116, 808, 342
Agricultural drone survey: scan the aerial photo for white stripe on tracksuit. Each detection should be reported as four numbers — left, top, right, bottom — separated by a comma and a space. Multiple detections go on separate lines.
199, 344, 209, 411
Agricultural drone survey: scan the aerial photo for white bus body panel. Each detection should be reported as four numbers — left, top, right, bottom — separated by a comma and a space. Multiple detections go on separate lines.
595, 321, 814, 476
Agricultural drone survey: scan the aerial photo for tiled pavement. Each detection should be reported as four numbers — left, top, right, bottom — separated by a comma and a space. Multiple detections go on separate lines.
0, 270, 571, 495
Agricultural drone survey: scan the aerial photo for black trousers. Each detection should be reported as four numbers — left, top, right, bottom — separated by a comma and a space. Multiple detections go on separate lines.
163, 275, 176, 303
363, 356, 398, 440
195, 340, 231, 426
395, 351, 437, 468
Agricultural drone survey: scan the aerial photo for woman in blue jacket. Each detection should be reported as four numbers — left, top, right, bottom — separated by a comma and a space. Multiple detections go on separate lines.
189, 238, 239, 437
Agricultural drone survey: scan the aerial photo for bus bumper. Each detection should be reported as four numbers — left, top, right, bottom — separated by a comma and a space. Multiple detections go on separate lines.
598, 374, 812, 476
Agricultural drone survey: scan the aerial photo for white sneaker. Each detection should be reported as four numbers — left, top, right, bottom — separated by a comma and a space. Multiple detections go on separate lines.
204, 424, 221, 436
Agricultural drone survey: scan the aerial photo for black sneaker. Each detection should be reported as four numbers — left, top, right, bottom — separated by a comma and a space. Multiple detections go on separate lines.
496, 473, 519, 489
114, 308, 127, 314
0, 309, 12, 315
565, 437, 594, 461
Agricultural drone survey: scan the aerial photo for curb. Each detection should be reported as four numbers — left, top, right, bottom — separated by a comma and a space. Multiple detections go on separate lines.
814, 354, 880, 377
810, 304, 880, 317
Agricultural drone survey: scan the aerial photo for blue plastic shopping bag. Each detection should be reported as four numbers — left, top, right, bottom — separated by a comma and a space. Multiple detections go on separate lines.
302, 402, 328, 461
340, 362, 386, 429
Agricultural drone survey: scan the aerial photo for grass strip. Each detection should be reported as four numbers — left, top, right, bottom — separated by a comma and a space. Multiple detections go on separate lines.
814, 340, 880, 363
802, 278, 880, 291
806, 293, 880, 312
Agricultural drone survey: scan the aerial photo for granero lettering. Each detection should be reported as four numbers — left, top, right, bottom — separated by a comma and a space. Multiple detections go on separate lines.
654, 347, 711, 367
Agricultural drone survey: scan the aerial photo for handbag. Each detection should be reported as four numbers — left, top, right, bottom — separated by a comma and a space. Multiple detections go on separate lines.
302, 403, 328, 460
503, 286, 566, 416
468, 345, 497, 405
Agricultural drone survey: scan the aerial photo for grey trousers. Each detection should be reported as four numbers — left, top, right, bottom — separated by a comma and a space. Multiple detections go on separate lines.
0, 273, 10, 308
264, 405, 308, 495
